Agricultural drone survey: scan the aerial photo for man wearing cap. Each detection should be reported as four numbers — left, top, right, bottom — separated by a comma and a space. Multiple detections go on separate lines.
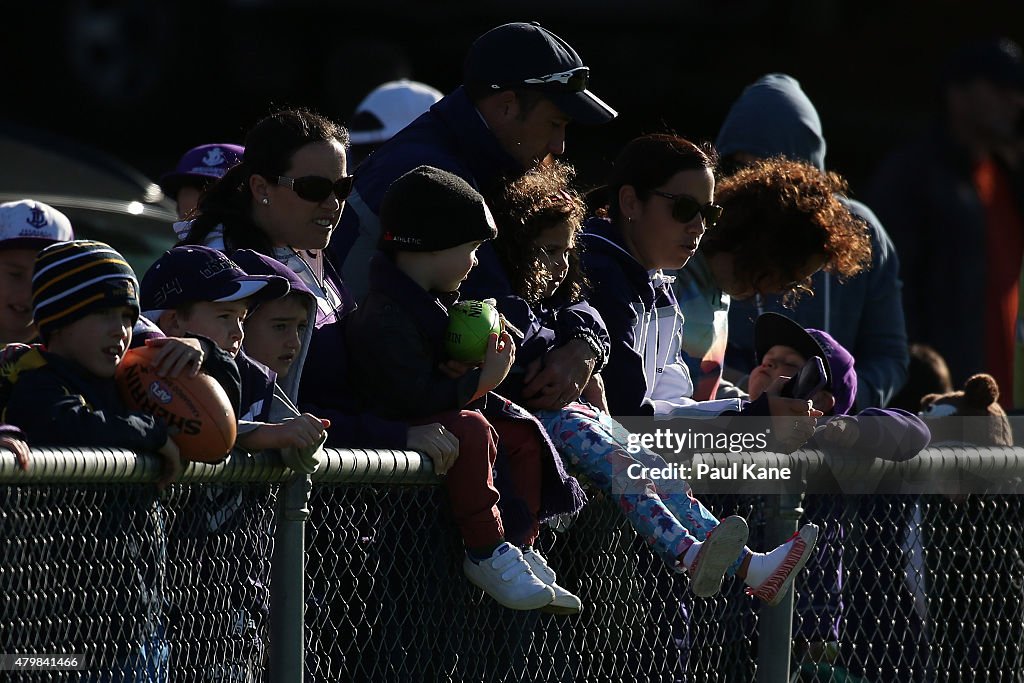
0, 199, 74, 344
160, 143, 245, 220
330, 21, 616, 412
866, 38, 1024, 406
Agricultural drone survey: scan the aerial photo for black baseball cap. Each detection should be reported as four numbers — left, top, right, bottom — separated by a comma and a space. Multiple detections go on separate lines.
463, 22, 617, 125
754, 312, 833, 384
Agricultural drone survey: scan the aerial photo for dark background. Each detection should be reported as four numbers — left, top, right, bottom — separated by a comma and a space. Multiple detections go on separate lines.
4, 0, 1024, 195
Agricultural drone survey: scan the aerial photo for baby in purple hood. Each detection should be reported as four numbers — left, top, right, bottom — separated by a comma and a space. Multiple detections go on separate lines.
747, 312, 930, 460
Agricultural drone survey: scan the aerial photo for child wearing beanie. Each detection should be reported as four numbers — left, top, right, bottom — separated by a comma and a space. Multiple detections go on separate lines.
0, 239, 183, 677
346, 165, 587, 614
3, 240, 182, 482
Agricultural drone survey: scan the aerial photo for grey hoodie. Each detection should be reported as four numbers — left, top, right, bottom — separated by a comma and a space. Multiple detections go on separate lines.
702, 73, 909, 410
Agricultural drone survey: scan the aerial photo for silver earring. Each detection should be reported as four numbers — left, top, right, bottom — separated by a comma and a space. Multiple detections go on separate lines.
261, 197, 270, 206
627, 216, 634, 223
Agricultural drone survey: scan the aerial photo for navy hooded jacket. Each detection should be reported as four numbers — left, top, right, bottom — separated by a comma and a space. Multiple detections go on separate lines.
706, 73, 909, 410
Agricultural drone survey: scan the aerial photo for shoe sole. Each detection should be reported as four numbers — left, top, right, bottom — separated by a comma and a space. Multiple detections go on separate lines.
690, 516, 749, 598
463, 561, 556, 611
762, 524, 820, 607
540, 599, 582, 616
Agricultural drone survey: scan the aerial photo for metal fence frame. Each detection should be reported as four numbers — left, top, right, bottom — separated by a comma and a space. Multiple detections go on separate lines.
4, 445, 1024, 682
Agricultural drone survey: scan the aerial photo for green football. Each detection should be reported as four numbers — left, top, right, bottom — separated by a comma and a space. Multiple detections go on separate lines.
445, 300, 502, 362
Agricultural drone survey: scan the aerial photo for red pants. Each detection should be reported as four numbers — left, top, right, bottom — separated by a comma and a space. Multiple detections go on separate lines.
416, 410, 543, 549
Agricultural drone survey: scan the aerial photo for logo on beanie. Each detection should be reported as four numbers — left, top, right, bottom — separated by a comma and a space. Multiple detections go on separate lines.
382, 231, 423, 246
112, 280, 138, 303
202, 147, 227, 167
26, 207, 48, 229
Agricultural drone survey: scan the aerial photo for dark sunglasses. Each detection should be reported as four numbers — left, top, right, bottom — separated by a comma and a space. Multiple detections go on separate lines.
648, 190, 723, 227
275, 174, 355, 202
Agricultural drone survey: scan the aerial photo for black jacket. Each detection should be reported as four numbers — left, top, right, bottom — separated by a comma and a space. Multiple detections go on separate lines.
345, 253, 483, 419
345, 252, 587, 528
3, 348, 168, 451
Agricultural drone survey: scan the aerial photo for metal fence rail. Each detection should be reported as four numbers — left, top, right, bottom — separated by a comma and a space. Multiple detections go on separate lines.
2, 447, 1024, 682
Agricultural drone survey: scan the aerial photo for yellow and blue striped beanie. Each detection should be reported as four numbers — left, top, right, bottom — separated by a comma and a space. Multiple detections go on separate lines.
32, 240, 140, 341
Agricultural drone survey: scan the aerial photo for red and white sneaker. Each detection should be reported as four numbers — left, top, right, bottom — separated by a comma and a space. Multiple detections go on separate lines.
688, 515, 749, 598
745, 523, 820, 607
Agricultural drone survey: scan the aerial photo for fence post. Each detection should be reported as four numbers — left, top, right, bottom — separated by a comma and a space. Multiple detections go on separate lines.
756, 487, 805, 683
269, 473, 312, 681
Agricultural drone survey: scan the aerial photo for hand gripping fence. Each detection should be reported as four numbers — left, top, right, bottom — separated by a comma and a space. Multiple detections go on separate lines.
3, 444, 1024, 681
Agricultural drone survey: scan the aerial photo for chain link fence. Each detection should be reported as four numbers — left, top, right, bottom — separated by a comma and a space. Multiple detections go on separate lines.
3, 447, 1024, 681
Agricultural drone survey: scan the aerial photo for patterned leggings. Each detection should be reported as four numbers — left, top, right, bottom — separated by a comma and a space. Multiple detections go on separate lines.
536, 402, 747, 574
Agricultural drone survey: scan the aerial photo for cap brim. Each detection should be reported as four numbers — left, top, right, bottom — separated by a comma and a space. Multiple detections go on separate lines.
547, 88, 617, 125
214, 276, 291, 304
158, 172, 202, 197
753, 312, 833, 384
0, 236, 63, 251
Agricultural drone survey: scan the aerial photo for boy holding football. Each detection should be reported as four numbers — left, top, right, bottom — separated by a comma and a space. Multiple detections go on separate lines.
345, 165, 586, 613
0, 239, 181, 678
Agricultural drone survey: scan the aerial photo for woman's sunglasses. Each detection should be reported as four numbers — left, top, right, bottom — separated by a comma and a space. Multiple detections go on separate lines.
648, 190, 724, 227
275, 174, 355, 203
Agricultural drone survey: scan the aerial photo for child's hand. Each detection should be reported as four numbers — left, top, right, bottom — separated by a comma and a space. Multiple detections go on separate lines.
522, 339, 596, 411
145, 337, 204, 378
438, 359, 479, 379
407, 423, 460, 474
820, 417, 860, 448
156, 436, 183, 491
1, 436, 30, 471
473, 331, 515, 401
765, 376, 822, 452
260, 414, 331, 450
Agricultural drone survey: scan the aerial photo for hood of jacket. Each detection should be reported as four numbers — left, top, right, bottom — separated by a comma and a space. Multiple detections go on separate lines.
581, 216, 655, 308
715, 73, 826, 171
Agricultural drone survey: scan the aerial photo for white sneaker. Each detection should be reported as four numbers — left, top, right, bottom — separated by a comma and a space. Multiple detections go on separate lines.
688, 515, 750, 598
463, 543, 555, 611
522, 547, 583, 615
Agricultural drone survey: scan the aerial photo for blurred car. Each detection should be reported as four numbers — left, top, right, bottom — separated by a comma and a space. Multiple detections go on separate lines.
0, 121, 177, 276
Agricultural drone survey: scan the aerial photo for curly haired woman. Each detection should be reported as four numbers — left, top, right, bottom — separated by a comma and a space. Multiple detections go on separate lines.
673, 156, 872, 401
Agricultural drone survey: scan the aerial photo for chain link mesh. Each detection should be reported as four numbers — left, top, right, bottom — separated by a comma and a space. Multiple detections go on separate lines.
3, 450, 1024, 681
0, 482, 277, 682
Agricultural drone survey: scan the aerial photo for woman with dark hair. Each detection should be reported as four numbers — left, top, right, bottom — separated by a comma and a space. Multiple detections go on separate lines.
177, 107, 458, 460
674, 157, 872, 402
175, 107, 467, 679
582, 134, 824, 437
